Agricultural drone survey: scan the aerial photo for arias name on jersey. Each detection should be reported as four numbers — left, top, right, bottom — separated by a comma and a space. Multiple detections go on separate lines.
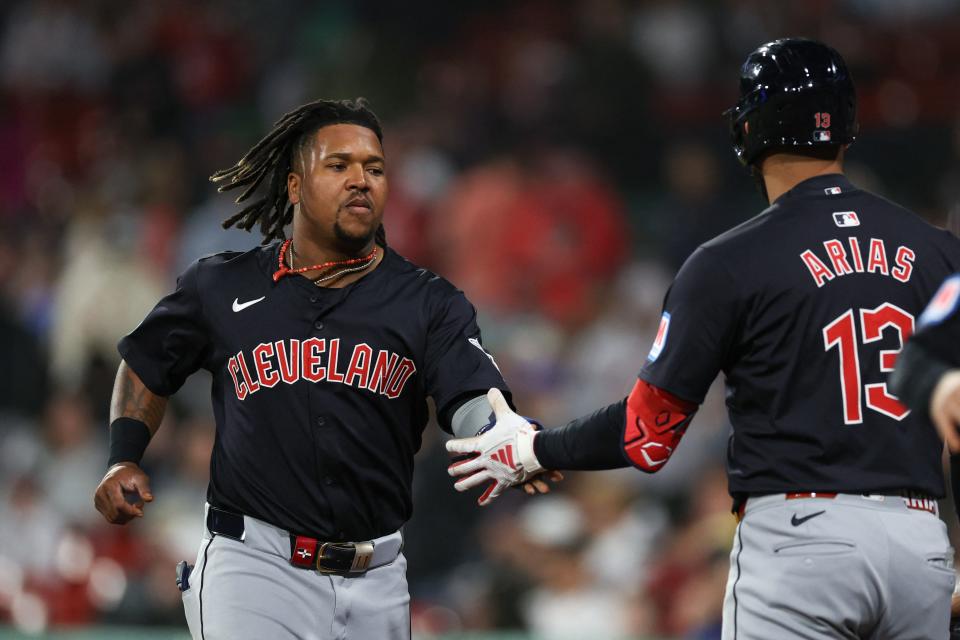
801, 237, 915, 288
228, 339, 417, 401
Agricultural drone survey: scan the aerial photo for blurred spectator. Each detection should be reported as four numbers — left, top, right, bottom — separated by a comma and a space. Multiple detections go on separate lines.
48, 207, 166, 392
38, 392, 104, 528
632, 1, 714, 89
149, 417, 214, 563
0, 297, 48, 417
645, 464, 735, 637
0, 475, 65, 576
645, 140, 748, 269
1, 0, 107, 93
517, 495, 634, 638
435, 149, 628, 328
571, 472, 668, 594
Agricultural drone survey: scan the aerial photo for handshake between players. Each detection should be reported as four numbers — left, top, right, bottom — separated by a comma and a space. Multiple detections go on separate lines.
446, 388, 551, 506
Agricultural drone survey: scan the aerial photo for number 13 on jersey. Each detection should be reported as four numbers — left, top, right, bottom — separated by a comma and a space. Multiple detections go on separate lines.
823, 303, 913, 424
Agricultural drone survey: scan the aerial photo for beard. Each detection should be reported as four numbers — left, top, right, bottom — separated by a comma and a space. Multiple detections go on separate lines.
333, 218, 378, 253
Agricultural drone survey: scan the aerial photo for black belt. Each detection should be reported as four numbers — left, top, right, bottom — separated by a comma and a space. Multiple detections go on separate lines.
731, 490, 939, 521
205, 506, 375, 574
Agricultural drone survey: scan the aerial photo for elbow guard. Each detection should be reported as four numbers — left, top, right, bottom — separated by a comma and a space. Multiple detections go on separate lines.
622, 379, 697, 473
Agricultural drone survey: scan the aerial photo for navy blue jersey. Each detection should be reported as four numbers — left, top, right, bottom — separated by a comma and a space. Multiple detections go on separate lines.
640, 175, 960, 497
119, 241, 508, 540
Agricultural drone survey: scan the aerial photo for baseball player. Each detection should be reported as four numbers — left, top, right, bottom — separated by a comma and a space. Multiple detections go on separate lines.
448, 39, 960, 639
92, 98, 553, 640
892, 274, 960, 452
891, 273, 960, 635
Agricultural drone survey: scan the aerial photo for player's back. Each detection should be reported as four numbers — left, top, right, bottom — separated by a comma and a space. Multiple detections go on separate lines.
700, 174, 960, 496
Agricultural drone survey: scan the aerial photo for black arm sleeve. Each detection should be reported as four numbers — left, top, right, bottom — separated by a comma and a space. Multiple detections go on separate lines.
533, 399, 630, 471
888, 341, 952, 418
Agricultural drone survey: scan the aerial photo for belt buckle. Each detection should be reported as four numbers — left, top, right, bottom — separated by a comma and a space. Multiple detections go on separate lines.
316, 542, 341, 574
349, 541, 374, 572
316, 541, 375, 574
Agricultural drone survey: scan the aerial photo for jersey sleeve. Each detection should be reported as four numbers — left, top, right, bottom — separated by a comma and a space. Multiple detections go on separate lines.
638, 246, 741, 404
117, 260, 213, 396
424, 291, 510, 417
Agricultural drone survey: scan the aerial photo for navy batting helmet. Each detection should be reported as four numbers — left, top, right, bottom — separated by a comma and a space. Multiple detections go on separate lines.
724, 38, 858, 167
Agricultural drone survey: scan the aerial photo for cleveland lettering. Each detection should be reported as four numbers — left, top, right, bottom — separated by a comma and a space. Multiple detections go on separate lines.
227, 338, 417, 401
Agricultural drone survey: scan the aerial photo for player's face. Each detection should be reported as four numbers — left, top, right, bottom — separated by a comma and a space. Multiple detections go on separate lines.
288, 124, 387, 252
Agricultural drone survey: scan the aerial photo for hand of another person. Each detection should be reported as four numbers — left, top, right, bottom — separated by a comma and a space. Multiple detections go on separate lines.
931, 370, 960, 453
94, 462, 154, 524
446, 388, 559, 505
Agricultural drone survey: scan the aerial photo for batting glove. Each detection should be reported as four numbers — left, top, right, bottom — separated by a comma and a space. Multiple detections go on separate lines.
446, 388, 544, 506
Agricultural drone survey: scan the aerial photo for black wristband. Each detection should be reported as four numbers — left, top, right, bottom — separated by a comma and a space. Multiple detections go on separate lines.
108, 417, 152, 467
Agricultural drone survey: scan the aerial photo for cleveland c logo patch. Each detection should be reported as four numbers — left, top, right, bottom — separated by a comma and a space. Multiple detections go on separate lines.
647, 312, 671, 362
919, 275, 960, 328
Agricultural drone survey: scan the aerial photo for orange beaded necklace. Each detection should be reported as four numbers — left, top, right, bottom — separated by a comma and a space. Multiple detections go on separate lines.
272, 239, 378, 283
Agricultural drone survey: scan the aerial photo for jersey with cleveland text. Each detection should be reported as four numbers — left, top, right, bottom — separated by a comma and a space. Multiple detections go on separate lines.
640, 174, 960, 497
119, 241, 508, 540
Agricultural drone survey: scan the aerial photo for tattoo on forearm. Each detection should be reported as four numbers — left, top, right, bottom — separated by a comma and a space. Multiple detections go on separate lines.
110, 362, 167, 433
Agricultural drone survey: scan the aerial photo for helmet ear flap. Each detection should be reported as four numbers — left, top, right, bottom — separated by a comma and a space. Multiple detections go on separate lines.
724, 105, 749, 166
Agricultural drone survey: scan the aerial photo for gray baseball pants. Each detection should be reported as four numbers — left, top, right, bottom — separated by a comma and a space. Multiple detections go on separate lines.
181, 507, 409, 640
722, 493, 955, 640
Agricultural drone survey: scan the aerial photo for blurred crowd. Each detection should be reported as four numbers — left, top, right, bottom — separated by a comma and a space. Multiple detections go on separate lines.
1, 0, 959, 638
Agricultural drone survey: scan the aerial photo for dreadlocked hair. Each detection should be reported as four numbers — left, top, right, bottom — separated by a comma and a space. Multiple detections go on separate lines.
211, 98, 386, 244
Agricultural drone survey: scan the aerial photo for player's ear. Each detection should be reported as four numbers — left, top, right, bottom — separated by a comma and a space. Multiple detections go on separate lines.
287, 172, 301, 205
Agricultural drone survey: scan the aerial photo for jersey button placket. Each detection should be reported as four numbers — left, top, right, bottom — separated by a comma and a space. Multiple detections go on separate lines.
314, 320, 324, 331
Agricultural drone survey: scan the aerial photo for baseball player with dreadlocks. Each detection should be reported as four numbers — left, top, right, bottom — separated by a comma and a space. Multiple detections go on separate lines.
92, 98, 556, 640
448, 39, 960, 639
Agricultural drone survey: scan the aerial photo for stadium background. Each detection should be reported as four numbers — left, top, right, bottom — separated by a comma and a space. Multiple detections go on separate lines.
1, 1, 959, 638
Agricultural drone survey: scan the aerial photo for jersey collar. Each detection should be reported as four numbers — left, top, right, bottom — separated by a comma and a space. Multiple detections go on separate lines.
264, 239, 397, 297
773, 173, 857, 204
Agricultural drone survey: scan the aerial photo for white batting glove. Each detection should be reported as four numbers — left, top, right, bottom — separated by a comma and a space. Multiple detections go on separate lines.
446, 388, 544, 506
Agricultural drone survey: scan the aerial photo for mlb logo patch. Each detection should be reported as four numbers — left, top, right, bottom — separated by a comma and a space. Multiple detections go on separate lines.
647, 312, 670, 362
813, 130, 832, 142
824, 186, 842, 195
919, 275, 960, 328
833, 211, 859, 227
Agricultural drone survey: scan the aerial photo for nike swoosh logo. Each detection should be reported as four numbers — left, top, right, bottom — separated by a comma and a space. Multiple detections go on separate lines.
232, 296, 266, 312
791, 510, 826, 526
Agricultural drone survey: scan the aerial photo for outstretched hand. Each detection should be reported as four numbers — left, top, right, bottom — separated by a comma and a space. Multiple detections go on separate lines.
446, 389, 561, 505
94, 462, 154, 524
931, 371, 960, 453
520, 470, 564, 496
